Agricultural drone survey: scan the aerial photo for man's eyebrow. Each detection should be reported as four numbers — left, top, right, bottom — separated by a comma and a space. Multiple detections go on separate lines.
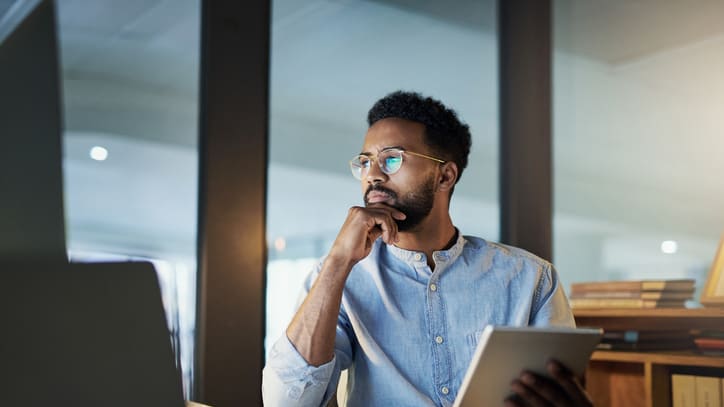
359, 145, 405, 155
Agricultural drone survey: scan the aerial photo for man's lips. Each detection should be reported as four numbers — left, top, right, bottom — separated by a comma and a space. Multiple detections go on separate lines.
366, 191, 392, 204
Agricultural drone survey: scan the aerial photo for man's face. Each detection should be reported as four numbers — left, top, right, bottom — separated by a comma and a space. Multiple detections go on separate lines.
360, 118, 440, 231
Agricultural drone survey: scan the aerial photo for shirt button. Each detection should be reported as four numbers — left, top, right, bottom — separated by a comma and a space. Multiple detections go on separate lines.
413, 253, 422, 261
435, 336, 444, 344
441, 386, 449, 395
429, 283, 437, 292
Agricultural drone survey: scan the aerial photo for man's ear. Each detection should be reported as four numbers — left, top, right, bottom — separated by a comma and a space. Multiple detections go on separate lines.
438, 162, 458, 192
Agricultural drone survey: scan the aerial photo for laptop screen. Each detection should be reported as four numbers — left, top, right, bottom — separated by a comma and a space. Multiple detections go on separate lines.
0, 261, 185, 406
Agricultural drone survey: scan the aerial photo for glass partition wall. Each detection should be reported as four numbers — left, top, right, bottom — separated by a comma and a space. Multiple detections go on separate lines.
266, 0, 500, 355
42, 0, 724, 401
552, 0, 724, 302
57, 0, 200, 396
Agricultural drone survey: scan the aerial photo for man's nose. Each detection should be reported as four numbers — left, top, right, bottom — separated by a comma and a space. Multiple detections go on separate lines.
365, 159, 387, 184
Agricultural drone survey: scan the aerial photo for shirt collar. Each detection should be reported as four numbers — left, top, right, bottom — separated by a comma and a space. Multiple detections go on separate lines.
385, 229, 466, 264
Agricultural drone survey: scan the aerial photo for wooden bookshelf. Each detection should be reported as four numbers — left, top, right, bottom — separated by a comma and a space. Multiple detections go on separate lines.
574, 307, 724, 330
574, 308, 724, 407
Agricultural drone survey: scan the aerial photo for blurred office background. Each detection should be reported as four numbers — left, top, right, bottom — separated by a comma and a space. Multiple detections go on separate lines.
5, 0, 722, 395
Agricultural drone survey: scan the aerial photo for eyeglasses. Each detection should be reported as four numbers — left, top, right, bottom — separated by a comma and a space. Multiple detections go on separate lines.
349, 148, 446, 180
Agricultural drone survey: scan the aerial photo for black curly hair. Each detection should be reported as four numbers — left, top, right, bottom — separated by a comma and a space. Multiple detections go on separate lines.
367, 90, 472, 186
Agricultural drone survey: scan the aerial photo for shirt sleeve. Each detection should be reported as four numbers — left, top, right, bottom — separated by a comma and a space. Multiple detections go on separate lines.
262, 263, 355, 407
529, 263, 576, 328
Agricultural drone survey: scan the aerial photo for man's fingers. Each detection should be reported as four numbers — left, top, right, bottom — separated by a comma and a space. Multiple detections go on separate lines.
359, 206, 402, 243
332, 204, 407, 265
510, 377, 553, 407
515, 371, 579, 407
511, 365, 593, 407
367, 225, 383, 245
503, 393, 526, 407
372, 213, 398, 244
365, 203, 406, 221
361, 211, 397, 244
547, 361, 593, 406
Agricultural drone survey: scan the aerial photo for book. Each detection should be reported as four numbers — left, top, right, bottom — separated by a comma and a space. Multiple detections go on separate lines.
695, 330, 724, 339
695, 376, 722, 407
596, 340, 693, 351
603, 329, 692, 342
569, 297, 687, 309
672, 374, 697, 407
600, 329, 694, 350
571, 279, 695, 294
694, 337, 724, 350
570, 290, 694, 300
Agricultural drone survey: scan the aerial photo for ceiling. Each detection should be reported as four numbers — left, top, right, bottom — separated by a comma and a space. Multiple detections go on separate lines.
5, 0, 724, 281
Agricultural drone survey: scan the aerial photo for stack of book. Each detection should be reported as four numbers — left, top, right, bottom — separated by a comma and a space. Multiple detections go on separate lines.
569, 279, 695, 309
693, 330, 724, 356
597, 329, 694, 351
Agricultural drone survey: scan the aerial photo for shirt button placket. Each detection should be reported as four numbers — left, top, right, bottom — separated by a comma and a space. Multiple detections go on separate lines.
426, 250, 449, 405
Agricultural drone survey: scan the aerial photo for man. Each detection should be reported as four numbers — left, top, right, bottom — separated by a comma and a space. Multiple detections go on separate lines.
263, 91, 592, 406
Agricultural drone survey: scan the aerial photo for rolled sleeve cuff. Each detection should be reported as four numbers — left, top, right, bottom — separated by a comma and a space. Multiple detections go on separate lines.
263, 335, 336, 405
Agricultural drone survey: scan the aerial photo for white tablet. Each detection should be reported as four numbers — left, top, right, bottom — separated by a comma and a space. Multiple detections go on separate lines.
453, 325, 603, 407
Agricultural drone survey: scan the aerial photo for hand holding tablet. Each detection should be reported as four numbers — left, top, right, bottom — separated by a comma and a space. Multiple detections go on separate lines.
507, 358, 594, 407
453, 326, 603, 407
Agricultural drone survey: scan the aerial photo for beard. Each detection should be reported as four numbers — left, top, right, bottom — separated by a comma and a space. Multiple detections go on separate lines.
363, 175, 436, 232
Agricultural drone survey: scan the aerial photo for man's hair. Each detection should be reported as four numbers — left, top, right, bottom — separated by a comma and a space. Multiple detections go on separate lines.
367, 90, 472, 185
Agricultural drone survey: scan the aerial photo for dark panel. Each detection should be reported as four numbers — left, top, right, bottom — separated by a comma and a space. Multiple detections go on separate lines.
0, 0, 66, 263
0, 261, 184, 406
195, 0, 269, 405
498, 0, 552, 260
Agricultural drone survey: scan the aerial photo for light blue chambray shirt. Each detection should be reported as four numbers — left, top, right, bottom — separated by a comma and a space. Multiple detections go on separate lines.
262, 233, 574, 407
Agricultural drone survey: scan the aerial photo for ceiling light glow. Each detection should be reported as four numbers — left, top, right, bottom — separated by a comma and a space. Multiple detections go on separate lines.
661, 240, 677, 254
274, 237, 286, 252
89, 146, 108, 161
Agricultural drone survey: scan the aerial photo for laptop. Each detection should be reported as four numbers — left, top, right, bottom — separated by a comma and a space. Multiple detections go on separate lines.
0, 0, 67, 264
453, 325, 602, 407
0, 261, 185, 407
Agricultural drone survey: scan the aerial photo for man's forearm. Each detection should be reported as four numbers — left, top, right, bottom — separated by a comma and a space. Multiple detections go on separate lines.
286, 256, 354, 366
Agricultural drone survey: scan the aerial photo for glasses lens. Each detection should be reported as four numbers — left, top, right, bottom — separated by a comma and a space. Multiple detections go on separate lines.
350, 155, 370, 180
380, 150, 403, 174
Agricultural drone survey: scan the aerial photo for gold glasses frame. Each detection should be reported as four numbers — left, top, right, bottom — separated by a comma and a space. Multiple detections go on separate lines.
349, 148, 446, 180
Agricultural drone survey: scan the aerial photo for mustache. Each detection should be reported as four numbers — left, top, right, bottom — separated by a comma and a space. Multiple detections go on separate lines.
364, 184, 398, 203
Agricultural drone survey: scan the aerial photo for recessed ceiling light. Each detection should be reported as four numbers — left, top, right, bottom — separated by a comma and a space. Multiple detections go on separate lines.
89, 146, 108, 161
661, 240, 677, 254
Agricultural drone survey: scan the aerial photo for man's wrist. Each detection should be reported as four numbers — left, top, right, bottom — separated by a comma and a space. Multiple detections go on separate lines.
322, 254, 356, 278
324, 254, 357, 269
